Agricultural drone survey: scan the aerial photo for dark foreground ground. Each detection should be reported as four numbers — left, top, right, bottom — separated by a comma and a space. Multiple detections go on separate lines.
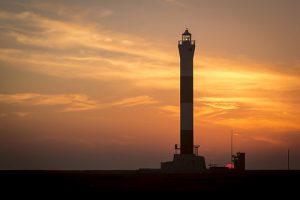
0, 170, 299, 196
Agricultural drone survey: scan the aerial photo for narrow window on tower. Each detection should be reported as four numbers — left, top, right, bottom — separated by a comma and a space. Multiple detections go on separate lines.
183, 35, 190, 41
187, 36, 190, 41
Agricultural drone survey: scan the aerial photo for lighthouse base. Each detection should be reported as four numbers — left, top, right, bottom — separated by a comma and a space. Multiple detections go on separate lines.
161, 154, 206, 172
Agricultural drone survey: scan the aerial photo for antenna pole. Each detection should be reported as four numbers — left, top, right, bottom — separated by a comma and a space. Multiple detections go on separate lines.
288, 149, 290, 170
231, 130, 233, 167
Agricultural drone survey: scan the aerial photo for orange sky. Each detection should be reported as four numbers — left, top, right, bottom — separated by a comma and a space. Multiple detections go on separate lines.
0, 0, 300, 169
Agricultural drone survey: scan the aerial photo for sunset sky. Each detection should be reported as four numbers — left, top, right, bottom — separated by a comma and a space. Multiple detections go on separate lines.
0, 0, 300, 169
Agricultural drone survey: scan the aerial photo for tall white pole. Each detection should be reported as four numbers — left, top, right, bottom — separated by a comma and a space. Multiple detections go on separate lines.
288, 149, 290, 170
231, 130, 233, 167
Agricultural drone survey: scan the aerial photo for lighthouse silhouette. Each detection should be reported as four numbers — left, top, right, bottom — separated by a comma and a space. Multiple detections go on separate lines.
161, 29, 206, 171
179, 28, 195, 154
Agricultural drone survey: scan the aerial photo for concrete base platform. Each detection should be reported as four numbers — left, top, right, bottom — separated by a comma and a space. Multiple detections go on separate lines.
161, 154, 206, 172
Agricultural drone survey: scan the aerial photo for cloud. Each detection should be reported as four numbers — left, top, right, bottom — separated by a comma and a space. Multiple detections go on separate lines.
162, 0, 183, 6
99, 9, 114, 17
0, 93, 159, 113
196, 96, 300, 131
1, 8, 299, 93
121, 40, 133, 45
159, 105, 179, 116
252, 136, 286, 146
0, 10, 173, 61
0, 93, 98, 112
112, 96, 158, 107
202, 102, 240, 110
0, 9, 178, 89
0, 2, 300, 136
15, 112, 31, 117
159, 94, 300, 131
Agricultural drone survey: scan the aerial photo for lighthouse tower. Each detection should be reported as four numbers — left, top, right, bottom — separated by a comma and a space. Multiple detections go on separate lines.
179, 29, 195, 155
161, 29, 206, 171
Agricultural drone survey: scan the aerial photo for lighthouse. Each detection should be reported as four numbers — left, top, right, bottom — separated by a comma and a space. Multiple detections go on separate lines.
179, 29, 195, 155
161, 29, 206, 171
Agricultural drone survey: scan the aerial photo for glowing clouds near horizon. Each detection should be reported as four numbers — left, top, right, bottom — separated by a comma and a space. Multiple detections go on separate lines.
0, 14, 299, 128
